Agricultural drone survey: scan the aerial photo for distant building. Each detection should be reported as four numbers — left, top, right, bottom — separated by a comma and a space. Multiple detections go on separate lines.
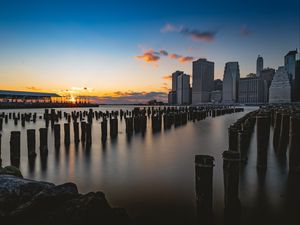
192, 58, 214, 104
177, 74, 191, 105
260, 68, 275, 88
256, 55, 264, 77
222, 62, 240, 103
246, 73, 256, 78
211, 90, 222, 103
214, 79, 223, 91
285, 50, 298, 101
239, 77, 267, 104
260, 68, 275, 102
168, 91, 176, 105
269, 66, 291, 103
171, 70, 184, 104
295, 53, 300, 102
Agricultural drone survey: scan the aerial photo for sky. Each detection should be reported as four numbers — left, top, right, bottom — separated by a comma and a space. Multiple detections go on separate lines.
0, 0, 299, 103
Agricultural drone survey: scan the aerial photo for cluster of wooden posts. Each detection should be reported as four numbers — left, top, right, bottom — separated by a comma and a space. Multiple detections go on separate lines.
0, 106, 243, 168
195, 105, 300, 225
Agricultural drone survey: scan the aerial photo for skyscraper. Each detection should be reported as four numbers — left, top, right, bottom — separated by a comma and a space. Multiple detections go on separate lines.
177, 74, 190, 105
269, 66, 291, 103
222, 62, 240, 103
295, 53, 300, 102
192, 58, 214, 104
256, 55, 263, 77
170, 70, 184, 105
284, 50, 298, 101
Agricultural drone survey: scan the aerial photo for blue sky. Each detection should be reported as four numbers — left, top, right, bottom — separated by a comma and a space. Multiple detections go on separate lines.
0, 0, 299, 103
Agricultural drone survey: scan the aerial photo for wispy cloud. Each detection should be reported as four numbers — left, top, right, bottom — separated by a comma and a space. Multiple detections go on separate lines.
160, 23, 181, 32
162, 74, 172, 80
135, 49, 193, 65
26, 86, 43, 91
161, 23, 217, 42
240, 25, 253, 37
135, 49, 160, 63
180, 28, 216, 42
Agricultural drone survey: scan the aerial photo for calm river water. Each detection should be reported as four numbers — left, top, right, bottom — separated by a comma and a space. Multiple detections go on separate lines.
0, 106, 299, 225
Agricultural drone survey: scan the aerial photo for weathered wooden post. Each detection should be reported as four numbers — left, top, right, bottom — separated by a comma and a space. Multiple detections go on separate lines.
228, 125, 239, 152
125, 117, 133, 134
27, 129, 36, 158
110, 118, 118, 139
273, 111, 281, 151
289, 114, 300, 173
0, 118, 3, 131
86, 123, 92, 147
223, 151, 241, 224
0, 134, 2, 167
54, 124, 61, 148
101, 119, 107, 141
10, 131, 21, 167
195, 155, 214, 225
73, 122, 80, 144
256, 115, 270, 169
39, 128, 48, 155
277, 113, 290, 156
81, 121, 86, 143
64, 123, 70, 146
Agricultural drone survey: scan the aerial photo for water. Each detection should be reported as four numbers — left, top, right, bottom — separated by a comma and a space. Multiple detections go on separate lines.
0, 106, 299, 225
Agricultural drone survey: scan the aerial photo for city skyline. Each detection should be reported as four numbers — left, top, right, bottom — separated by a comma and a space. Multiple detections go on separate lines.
0, 0, 299, 103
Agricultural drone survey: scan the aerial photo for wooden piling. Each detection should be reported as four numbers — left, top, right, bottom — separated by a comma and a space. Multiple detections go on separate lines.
39, 128, 48, 155
223, 151, 241, 223
10, 131, 21, 167
64, 123, 70, 146
73, 122, 80, 144
54, 124, 61, 148
195, 155, 214, 225
289, 114, 300, 173
256, 115, 270, 169
27, 129, 36, 158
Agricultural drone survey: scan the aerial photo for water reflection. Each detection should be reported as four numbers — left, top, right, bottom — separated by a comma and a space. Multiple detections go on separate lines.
0, 106, 299, 225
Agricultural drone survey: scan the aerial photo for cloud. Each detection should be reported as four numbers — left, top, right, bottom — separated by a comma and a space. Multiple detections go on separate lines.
178, 56, 194, 63
135, 49, 193, 64
159, 49, 168, 56
135, 49, 160, 63
26, 86, 43, 91
160, 23, 181, 33
180, 28, 216, 42
162, 74, 172, 80
161, 23, 216, 42
240, 25, 252, 37
81, 91, 168, 104
168, 53, 194, 63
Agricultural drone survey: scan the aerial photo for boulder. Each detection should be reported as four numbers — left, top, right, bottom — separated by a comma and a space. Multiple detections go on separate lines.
0, 175, 132, 225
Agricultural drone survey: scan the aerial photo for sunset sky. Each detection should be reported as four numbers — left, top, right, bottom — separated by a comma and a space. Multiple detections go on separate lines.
0, 0, 299, 103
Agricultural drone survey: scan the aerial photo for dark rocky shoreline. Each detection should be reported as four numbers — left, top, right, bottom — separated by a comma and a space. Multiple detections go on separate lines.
0, 167, 132, 225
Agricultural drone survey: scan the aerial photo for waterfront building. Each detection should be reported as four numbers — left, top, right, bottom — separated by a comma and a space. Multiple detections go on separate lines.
171, 71, 184, 104
177, 74, 191, 105
256, 55, 263, 77
239, 77, 267, 104
269, 66, 291, 103
211, 90, 222, 103
168, 91, 176, 105
285, 50, 298, 101
222, 62, 240, 103
295, 53, 300, 102
192, 58, 214, 104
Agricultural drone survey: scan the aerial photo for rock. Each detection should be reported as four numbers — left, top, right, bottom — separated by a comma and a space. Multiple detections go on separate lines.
0, 175, 132, 225
0, 175, 54, 214
0, 166, 23, 178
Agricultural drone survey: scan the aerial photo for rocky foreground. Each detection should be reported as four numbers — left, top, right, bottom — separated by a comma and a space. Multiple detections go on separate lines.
0, 167, 132, 225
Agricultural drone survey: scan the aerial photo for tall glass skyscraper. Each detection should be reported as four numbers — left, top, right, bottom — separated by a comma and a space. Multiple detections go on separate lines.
222, 62, 240, 103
